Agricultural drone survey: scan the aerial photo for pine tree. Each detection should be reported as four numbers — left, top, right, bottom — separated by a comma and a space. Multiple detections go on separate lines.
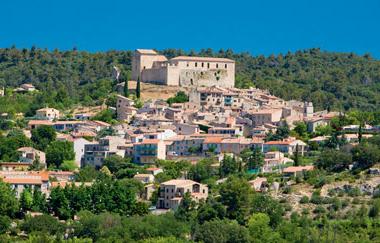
136, 76, 141, 99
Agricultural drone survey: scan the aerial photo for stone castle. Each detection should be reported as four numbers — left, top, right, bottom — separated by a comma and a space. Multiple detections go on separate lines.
131, 49, 235, 88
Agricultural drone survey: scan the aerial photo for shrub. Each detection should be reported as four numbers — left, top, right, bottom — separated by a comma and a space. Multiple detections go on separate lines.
283, 186, 292, 194
310, 191, 323, 204
21, 214, 64, 235
0, 215, 11, 234
300, 196, 310, 204
347, 187, 361, 197
313, 206, 326, 214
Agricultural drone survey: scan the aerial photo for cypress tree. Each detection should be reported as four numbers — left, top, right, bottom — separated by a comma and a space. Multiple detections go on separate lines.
123, 79, 129, 98
136, 76, 141, 99
294, 144, 300, 166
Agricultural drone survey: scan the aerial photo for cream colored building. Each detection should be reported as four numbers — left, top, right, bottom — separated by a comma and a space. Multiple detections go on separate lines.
36, 107, 60, 120
132, 49, 235, 88
157, 179, 208, 209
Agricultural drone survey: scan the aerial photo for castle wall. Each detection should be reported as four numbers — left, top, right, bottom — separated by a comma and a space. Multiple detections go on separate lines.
132, 49, 235, 88
141, 68, 167, 85
172, 60, 234, 88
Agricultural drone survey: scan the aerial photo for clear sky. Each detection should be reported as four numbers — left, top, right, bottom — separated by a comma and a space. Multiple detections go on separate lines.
1, 0, 379, 58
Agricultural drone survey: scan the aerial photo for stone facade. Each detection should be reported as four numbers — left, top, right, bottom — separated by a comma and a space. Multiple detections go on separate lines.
157, 179, 208, 209
132, 49, 235, 88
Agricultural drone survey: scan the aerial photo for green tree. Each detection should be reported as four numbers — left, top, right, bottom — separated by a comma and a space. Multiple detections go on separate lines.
248, 213, 279, 243
174, 192, 197, 221
196, 201, 226, 224
0, 215, 11, 234
193, 219, 249, 243
220, 155, 238, 177
351, 143, 380, 170
294, 144, 300, 166
0, 129, 32, 161
251, 194, 284, 228
31, 187, 47, 213
31, 125, 56, 151
75, 166, 99, 182
46, 140, 75, 168
92, 109, 116, 123
316, 149, 352, 172
293, 121, 308, 138
49, 186, 71, 220
21, 214, 65, 235
167, 91, 189, 105
0, 180, 19, 217
219, 177, 253, 224
20, 188, 33, 212
241, 147, 264, 171
188, 159, 215, 183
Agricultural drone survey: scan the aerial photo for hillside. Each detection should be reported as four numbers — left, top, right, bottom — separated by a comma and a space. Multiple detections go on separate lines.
1, 47, 380, 112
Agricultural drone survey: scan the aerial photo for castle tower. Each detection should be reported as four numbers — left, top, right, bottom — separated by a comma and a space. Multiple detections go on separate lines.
131, 49, 168, 81
304, 102, 313, 118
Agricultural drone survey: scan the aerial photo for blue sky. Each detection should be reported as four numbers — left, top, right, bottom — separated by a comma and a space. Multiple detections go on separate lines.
1, 0, 379, 58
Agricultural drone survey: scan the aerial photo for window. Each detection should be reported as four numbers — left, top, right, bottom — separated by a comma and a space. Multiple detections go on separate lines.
186, 62, 189, 67
216, 63, 219, 68
201, 62, 204, 67
195, 62, 198, 67
207, 63, 210, 68
225, 64, 227, 68
143, 66, 146, 69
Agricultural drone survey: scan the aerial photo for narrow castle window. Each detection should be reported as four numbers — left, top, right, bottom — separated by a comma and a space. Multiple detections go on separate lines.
216, 63, 219, 68
201, 63, 204, 67
207, 63, 210, 68
143, 66, 146, 69
195, 62, 198, 67
187, 62, 189, 67
225, 64, 227, 68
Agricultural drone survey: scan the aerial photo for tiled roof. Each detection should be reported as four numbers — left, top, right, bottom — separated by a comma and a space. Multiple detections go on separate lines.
265, 141, 292, 145
28, 120, 53, 125
283, 166, 314, 173
2, 177, 42, 185
203, 136, 224, 144
161, 179, 198, 187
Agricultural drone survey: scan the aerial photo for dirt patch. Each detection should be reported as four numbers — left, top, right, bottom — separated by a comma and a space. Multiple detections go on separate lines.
128, 81, 185, 101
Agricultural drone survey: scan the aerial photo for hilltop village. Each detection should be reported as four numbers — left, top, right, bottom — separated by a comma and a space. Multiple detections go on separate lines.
1, 49, 380, 242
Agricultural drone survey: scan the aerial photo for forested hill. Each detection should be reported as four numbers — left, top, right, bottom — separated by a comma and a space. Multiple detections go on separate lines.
1, 47, 380, 111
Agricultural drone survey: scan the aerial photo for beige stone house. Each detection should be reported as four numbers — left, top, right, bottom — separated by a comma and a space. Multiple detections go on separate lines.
17, 147, 46, 167
36, 107, 60, 120
157, 179, 208, 209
